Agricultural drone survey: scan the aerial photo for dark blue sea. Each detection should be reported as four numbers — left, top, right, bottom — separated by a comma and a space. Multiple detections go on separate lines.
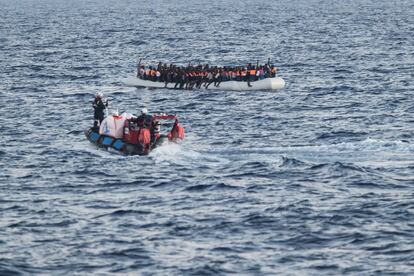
1, 0, 414, 274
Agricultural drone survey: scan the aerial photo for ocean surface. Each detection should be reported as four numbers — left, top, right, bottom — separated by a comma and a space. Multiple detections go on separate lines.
1, 0, 414, 274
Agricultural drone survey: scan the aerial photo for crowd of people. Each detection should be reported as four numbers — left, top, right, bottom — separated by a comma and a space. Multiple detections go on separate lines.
136, 62, 278, 89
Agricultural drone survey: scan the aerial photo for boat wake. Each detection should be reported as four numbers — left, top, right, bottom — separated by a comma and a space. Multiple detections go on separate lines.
212, 138, 414, 168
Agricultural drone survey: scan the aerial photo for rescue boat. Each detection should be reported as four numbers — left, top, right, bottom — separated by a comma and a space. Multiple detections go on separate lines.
122, 76, 285, 91
85, 112, 185, 155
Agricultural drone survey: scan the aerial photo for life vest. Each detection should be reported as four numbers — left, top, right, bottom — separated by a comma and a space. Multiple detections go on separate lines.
138, 128, 151, 145
145, 69, 150, 75
250, 69, 256, 75
241, 70, 247, 77
271, 67, 277, 74
123, 119, 140, 144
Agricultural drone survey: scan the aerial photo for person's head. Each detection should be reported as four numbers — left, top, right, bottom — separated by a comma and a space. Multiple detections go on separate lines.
96, 92, 103, 98
141, 107, 148, 115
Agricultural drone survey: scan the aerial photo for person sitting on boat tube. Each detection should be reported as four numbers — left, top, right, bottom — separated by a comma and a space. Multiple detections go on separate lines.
270, 65, 277, 77
92, 92, 108, 129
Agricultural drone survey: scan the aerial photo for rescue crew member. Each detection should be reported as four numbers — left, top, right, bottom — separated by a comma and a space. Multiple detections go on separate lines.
92, 92, 108, 129
134, 107, 153, 128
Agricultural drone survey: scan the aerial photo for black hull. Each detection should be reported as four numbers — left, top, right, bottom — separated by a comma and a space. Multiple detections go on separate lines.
85, 128, 166, 156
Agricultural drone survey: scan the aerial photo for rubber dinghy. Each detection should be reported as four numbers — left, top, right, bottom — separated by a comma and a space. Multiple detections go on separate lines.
85, 112, 185, 155
122, 76, 285, 91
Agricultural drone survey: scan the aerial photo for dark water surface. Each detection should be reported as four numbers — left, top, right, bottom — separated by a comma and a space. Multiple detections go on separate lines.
1, 0, 414, 274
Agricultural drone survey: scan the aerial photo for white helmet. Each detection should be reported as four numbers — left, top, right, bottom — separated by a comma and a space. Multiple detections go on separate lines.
96, 92, 103, 98
141, 107, 148, 115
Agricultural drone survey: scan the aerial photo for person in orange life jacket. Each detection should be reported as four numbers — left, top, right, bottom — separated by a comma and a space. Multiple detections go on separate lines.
92, 92, 108, 129
132, 108, 151, 153
270, 65, 277, 77
144, 67, 151, 80
148, 67, 155, 81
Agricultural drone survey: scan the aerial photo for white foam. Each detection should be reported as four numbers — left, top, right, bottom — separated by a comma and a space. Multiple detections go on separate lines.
212, 138, 414, 168
150, 134, 230, 166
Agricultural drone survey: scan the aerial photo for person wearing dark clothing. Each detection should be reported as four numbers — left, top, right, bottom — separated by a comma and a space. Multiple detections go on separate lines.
246, 63, 252, 87
174, 70, 182, 89
134, 108, 152, 128
92, 92, 108, 129
214, 70, 222, 87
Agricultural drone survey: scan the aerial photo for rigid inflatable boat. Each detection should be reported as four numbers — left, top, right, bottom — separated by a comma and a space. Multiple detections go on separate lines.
85, 112, 184, 155
122, 76, 285, 91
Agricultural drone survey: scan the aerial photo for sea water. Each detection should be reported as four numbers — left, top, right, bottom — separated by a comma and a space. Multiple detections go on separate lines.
1, 0, 414, 274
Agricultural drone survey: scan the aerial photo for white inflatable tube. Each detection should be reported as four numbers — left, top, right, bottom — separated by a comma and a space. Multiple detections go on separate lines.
122, 76, 285, 91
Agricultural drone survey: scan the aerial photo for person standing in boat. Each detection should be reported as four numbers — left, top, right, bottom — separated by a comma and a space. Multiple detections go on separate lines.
246, 63, 253, 87
92, 92, 108, 129
133, 107, 151, 128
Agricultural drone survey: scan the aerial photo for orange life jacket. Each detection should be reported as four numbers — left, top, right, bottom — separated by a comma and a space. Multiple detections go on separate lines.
138, 128, 151, 145
250, 70, 256, 75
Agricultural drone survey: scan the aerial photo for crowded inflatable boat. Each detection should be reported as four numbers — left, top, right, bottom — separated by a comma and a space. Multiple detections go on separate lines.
122, 60, 285, 91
